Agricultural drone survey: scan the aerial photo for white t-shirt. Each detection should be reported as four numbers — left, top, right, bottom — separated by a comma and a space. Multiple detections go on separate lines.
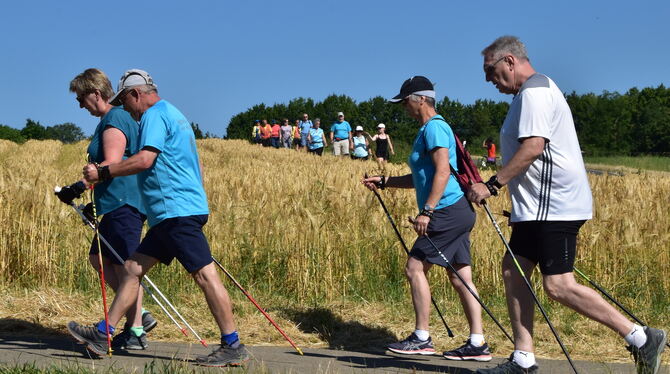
501, 74, 593, 222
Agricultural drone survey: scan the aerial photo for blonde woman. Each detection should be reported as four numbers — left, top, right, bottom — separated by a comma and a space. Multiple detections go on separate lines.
367, 123, 395, 167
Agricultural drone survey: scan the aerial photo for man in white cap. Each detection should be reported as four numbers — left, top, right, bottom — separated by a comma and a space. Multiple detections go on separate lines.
67, 69, 249, 367
330, 111, 352, 156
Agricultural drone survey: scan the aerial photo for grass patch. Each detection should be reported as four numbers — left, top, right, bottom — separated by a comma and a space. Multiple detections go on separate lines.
584, 155, 670, 172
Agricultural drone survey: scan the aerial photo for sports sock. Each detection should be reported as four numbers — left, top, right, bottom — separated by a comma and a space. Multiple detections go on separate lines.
141, 308, 148, 315
469, 333, 485, 347
512, 350, 536, 369
624, 324, 647, 348
96, 320, 115, 335
414, 329, 430, 341
130, 326, 144, 337
222, 331, 240, 348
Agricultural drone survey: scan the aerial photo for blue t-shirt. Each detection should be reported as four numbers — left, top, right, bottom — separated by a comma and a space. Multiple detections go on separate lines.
137, 100, 209, 227
330, 121, 351, 140
352, 135, 368, 157
308, 128, 325, 149
86, 107, 143, 215
299, 120, 313, 134
408, 115, 463, 210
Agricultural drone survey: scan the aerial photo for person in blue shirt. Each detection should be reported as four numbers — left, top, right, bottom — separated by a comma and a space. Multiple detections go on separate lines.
363, 76, 490, 362
351, 126, 370, 160
56, 68, 155, 351
307, 118, 328, 156
68, 69, 248, 367
329, 112, 352, 156
298, 113, 313, 151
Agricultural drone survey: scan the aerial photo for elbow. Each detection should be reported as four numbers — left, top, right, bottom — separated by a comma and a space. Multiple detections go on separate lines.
138, 155, 155, 170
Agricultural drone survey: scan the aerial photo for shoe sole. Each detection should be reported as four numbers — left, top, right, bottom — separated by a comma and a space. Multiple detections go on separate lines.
443, 354, 492, 362
67, 323, 108, 356
650, 330, 667, 374
143, 319, 158, 333
387, 347, 436, 355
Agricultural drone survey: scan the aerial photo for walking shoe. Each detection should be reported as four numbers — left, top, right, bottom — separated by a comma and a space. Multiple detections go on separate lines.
142, 311, 158, 333
443, 339, 492, 361
387, 333, 436, 355
194, 343, 250, 367
627, 326, 667, 374
112, 329, 148, 350
67, 321, 109, 356
475, 354, 538, 373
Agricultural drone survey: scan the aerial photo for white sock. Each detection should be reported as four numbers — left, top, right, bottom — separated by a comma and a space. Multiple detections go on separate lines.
624, 324, 647, 348
414, 329, 430, 341
469, 333, 485, 346
512, 350, 536, 369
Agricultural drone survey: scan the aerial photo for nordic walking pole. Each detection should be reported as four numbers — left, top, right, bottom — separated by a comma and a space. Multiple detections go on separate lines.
573, 268, 670, 349
59, 194, 207, 347
409, 217, 514, 344
368, 182, 455, 338
89, 187, 113, 357
482, 202, 580, 374
210, 256, 304, 355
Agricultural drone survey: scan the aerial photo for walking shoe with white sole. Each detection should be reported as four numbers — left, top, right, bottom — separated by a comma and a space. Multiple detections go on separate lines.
443, 339, 492, 361
627, 326, 667, 374
387, 333, 436, 355
112, 329, 148, 350
142, 311, 157, 333
194, 343, 250, 367
475, 354, 538, 373
67, 321, 110, 356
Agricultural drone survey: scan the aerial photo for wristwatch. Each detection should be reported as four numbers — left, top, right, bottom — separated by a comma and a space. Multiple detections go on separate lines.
419, 204, 434, 218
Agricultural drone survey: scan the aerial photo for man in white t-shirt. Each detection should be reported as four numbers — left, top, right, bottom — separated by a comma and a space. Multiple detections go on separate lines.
467, 36, 666, 374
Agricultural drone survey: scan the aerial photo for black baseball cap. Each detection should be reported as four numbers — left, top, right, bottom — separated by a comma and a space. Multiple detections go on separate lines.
389, 75, 436, 103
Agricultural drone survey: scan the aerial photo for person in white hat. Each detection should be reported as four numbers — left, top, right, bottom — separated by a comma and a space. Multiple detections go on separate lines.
350, 125, 370, 160
365, 123, 395, 168
330, 112, 352, 156
69, 69, 249, 367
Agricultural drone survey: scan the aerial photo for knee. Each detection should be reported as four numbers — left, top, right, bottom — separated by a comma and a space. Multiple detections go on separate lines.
543, 278, 569, 301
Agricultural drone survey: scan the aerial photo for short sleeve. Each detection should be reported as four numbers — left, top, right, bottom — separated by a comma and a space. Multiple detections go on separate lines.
423, 120, 453, 152
139, 109, 167, 152
101, 108, 131, 137
517, 88, 552, 141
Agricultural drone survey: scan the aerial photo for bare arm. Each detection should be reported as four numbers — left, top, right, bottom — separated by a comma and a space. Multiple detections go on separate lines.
83, 148, 158, 183
387, 135, 395, 155
79, 126, 126, 187
424, 147, 450, 208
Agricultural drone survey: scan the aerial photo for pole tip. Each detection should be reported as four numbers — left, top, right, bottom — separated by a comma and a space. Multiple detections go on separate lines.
181, 328, 188, 336
297, 347, 304, 355
200, 340, 208, 347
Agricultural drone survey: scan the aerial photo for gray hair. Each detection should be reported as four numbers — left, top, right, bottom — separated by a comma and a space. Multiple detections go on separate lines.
481, 35, 529, 61
137, 84, 158, 94
314, 118, 321, 122
408, 94, 435, 107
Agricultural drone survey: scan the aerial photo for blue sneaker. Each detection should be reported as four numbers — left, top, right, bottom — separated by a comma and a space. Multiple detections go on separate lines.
443, 339, 492, 361
387, 333, 436, 355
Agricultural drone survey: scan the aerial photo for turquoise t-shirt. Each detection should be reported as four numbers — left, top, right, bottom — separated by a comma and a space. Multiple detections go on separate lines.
137, 100, 209, 227
330, 121, 351, 140
407, 115, 463, 210
352, 135, 368, 157
308, 128, 325, 149
86, 107, 143, 215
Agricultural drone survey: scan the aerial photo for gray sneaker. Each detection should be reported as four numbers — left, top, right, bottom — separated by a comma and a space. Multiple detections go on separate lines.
112, 329, 148, 350
142, 311, 157, 333
194, 343, 250, 367
627, 327, 667, 374
67, 321, 109, 356
475, 354, 538, 374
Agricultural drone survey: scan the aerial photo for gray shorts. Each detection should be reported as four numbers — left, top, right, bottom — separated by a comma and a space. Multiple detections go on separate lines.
409, 196, 475, 267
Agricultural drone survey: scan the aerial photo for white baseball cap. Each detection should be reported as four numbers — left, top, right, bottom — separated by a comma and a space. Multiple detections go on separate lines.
377, 123, 386, 129
337, 112, 344, 117
109, 69, 157, 106
355, 126, 364, 131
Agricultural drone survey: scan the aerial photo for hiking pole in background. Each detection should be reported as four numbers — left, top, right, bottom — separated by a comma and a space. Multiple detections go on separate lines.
210, 256, 304, 355
57, 191, 208, 347
89, 186, 113, 357
482, 202, 580, 374
408, 217, 514, 345
367, 181, 455, 338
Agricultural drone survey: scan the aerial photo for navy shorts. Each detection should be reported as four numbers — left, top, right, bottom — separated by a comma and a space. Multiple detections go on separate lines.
90, 205, 146, 265
509, 220, 586, 275
137, 215, 213, 273
410, 197, 476, 268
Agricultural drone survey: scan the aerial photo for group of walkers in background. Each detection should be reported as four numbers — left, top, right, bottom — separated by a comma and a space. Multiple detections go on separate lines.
251, 112, 395, 166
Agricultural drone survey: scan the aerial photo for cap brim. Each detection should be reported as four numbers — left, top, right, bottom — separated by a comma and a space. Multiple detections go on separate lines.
388, 93, 405, 103
109, 89, 124, 106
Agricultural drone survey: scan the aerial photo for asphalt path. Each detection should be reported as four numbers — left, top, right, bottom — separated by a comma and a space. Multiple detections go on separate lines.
1, 334, 668, 373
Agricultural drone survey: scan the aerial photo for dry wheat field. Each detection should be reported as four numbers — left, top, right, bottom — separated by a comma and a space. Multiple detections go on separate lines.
0, 139, 668, 363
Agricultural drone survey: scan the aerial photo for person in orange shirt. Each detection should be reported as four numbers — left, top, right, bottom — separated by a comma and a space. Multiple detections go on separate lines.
292, 119, 302, 150
270, 120, 281, 148
260, 119, 272, 147
483, 137, 497, 167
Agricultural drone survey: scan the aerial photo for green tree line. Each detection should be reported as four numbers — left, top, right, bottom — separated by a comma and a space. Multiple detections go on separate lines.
0, 119, 85, 144
226, 85, 670, 157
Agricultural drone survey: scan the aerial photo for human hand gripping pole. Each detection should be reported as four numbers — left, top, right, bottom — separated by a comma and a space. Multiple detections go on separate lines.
54, 186, 208, 348
363, 174, 455, 338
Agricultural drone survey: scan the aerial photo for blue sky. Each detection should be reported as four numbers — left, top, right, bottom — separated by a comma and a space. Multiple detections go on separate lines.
1, 1, 668, 137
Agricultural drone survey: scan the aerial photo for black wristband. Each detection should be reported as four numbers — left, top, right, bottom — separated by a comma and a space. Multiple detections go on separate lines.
418, 209, 434, 218
484, 179, 499, 196
488, 175, 503, 189
374, 175, 386, 190
97, 165, 113, 182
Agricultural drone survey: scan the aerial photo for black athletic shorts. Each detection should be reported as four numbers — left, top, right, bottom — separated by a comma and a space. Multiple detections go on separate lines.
90, 204, 146, 265
410, 196, 475, 268
509, 220, 586, 275
137, 215, 213, 273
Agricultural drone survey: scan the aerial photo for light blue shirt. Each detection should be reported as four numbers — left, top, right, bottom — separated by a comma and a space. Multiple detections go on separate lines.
299, 120, 313, 134
407, 115, 463, 210
352, 135, 368, 157
330, 121, 351, 140
87, 107, 144, 215
137, 100, 209, 227
308, 128, 325, 149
